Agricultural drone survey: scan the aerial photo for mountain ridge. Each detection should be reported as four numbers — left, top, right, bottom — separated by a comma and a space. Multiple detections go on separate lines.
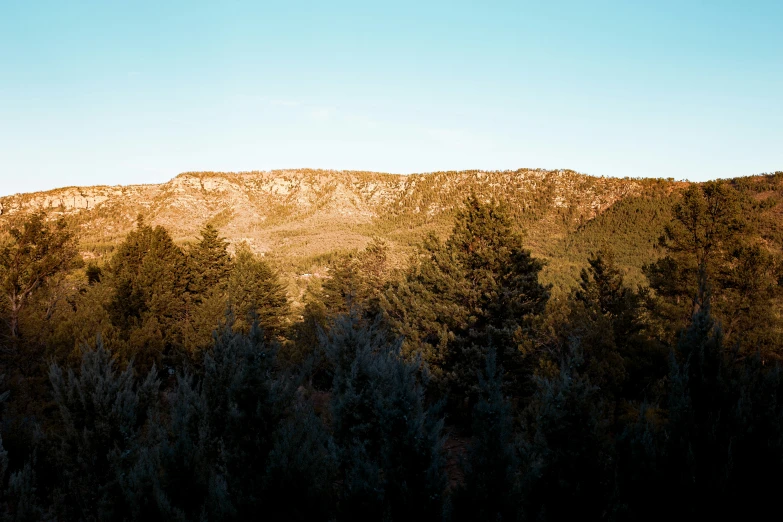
5, 168, 771, 290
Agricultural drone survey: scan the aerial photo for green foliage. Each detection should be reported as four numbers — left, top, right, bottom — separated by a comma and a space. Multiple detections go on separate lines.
321, 237, 391, 317
159, 320, 338, 520
555, 251, 667, 402
48, 338, 160, 520
546, 192, 675, 290
187, 224, 231, 296
263, 401, 338, 520
644, 181, 783, 358
0, 211, 80, 339
161, 321, 281, 519
227, 243, 290, 337
453, 349, 519, 521
383, 195, 550, 419
108, 219, 189, 327
106, 219, 191, 368
324, 313, 447, 521
2, 184, 783, 520
612, 301, 783, 521
518, 346, 613, 521
85, 263, 102, 285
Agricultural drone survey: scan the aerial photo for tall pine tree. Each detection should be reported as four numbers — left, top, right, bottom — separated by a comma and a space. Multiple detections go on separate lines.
383, 195, 550, 419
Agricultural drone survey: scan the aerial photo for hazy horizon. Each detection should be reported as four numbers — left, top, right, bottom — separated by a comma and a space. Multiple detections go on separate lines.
2, 1, 781, 196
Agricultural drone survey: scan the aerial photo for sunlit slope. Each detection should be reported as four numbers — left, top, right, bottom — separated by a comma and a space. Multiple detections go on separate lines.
3, 168, 780, 290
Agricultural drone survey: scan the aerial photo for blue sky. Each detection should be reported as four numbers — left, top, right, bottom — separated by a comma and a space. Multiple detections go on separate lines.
1, 0, 781, 196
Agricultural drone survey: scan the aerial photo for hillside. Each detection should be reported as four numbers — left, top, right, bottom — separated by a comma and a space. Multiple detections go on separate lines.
5, 168, 778, 290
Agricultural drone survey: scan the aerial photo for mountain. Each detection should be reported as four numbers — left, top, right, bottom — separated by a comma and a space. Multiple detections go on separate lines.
2, 168, 779, 290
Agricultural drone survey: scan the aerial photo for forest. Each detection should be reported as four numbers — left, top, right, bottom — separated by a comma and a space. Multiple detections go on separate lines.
1, 178, 783, 521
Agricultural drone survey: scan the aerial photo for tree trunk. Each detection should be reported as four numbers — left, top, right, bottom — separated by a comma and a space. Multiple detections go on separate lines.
9, 298, 22, 339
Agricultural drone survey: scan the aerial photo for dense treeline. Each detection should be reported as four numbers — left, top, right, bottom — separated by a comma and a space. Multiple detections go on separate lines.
1, 181, 783, 520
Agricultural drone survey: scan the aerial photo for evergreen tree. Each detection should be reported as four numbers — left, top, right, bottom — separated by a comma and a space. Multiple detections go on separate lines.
48, 338, 160, 520
0, 212, 79, 340
383, 195, 550, 418
323, 313, 447, 521
518, 344, 612, 521
227, 243, 290, 338
453, 349, 520, 521
187, 224, 231, 297
0, 373, 47, 521
182, 225, 233, 358
563, 251, 668, 403
263, 401, 338, 520
321, 237, 390, 318
106, 218, 191, 368
662, 301, 783, 518
85, 263, 102, 286
613, 403, 666, 522
161, 320, 293, 520
4, 459, 44, 522
644, 181, 783, 358
108, 218, 189, 327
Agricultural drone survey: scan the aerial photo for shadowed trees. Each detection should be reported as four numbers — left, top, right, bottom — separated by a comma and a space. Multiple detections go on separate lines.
2, 189, 783, 520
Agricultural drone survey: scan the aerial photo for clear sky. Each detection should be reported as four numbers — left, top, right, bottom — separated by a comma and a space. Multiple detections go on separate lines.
1, 1, 781, 196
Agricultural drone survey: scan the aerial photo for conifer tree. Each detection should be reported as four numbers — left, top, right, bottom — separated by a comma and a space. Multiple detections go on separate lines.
321, 237, 389, 318
662, 300, 783, 518
181, 225, 234, 358
453, 349, 519, 521
0, 212, 79, 340
106, 218, 191, 367
263, 401, 338, 520
383, 195, 550, 417
518, 344, 612, 521
188, 224, 231, 297
48, 338, 160, 520
323, 313, 447, 521
562, 251, 665, 402
161, 320, 293, 519
4, 459, 44, 522
644, 181, 783, 357
108, 218, 189, 328
227, 243, 290, 338
613, 403, 666, 522
0, 372, 47, 521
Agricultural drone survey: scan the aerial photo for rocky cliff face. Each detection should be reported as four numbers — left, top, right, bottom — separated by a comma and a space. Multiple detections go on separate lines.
0, 169, 661, 269
0, 169, 643, 220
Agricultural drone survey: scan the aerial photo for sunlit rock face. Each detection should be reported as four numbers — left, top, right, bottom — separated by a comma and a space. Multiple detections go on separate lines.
0, 168, 678, 288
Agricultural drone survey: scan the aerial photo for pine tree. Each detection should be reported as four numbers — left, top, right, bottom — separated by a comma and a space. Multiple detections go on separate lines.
161, 320, 292, 520
0, 212, 79, 340
227, 243, 290, 338
644, 181, 783, 358
106, 219, 191, 368
187, 224, 231, 297
263, 401, 338, 520
453, 349, 519, 521
4, 459, 44, 522
518, 344, 612, 521
321, 237, 389, 318
613, 403, 666, 522
561, 251, 665, 402
662, 300, 783, 518
181, 225, 233, 358
48, 337, 160, 520
108, 220, 190, 326
383, 195, 550, 419
323, 313, 447, 521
